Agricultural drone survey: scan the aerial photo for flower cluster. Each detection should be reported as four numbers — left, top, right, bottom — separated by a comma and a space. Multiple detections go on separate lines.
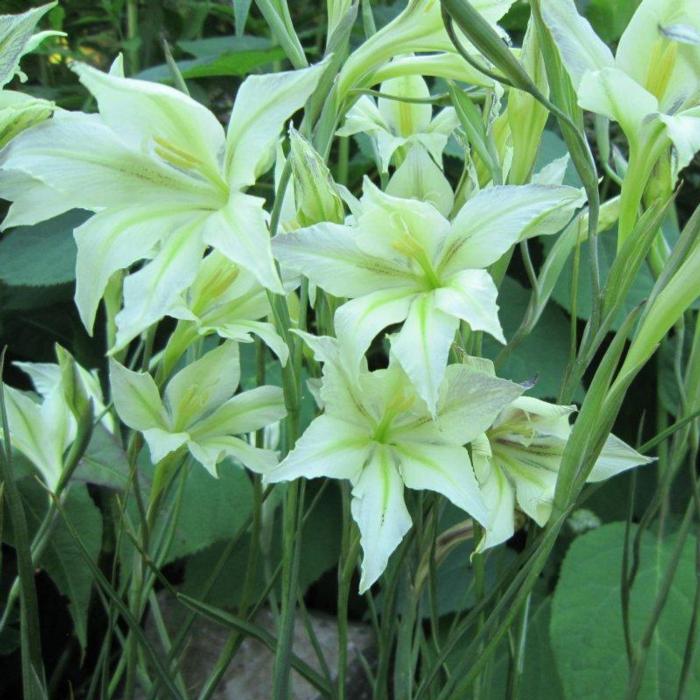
1, 0, 677, 593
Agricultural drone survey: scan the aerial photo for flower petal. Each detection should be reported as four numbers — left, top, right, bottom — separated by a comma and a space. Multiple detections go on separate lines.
203, 192, 283, 294
74, 206, 195, 334
333, 288, 415, 367
265, 415, 370, 483
164, 342, 240, 429
188, 436, 279, 477
434, 363, 524, 444
192, 385, 286, 440
395, 441, 488, 524
142, 427, 189, 464
351, 444, 411, 593
0, 110, 221, 211
588, 434, 654, 482
109, 359, 168, 432
273, 222, 413, 297
213, 319, 290, 366
472, 434, 516, 551
392, 292, 460, 415
378, 74, 432, 137
539, 0, 614, 88
659, 108, 700, 173
72, 62, 225, 174
615, 0, 700, 113
386, 145, 455, 217
225, 60, 328, 189
578, 67, 659, 140
439, 184, 584, 272
435, 269, 505, 343
356, 179, 451, 264
114, 215, 207, 349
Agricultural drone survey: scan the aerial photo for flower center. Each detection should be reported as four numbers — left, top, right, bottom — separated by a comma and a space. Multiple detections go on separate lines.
153, 135, 229, 199
391, 230, 441, 289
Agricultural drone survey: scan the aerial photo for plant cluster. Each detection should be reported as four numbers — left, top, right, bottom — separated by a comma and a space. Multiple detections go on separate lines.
0, 1, 699, 698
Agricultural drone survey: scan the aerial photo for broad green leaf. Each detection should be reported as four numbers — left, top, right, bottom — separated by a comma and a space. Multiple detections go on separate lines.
136, 46, 285, 83
0, 210, 88, 287
551, 522, 700, 700
483, 276, 578, 399
583, 0, 640, 43
73, 424, 130, 491
163, 459, 254, 564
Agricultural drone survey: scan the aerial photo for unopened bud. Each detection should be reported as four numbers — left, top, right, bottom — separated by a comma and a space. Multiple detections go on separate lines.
288, 127, 345, 226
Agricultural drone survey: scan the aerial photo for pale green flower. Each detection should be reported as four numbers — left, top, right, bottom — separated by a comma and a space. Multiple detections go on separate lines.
288, 127, 345, 227
0, 2, 61, 147
158, 251, 289, 377
337, 73, 459, 173
0, 2, 62, 88
0, 344, 106, 491
15, 346, 114, 433
473, 397, 653, 550
336, 0, 516, 98
109, 342, 286, 476
273, 180, 584, 413
265, 333, 523, 591
0, 57, 327, 346
541, 0, 700, 172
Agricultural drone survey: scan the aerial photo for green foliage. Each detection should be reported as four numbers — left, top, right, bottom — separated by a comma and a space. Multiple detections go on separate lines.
0, 210, 86, 287
164, 460, 254, 564
551, 522, 700, 699
3, 479, 102, 651
484, 276, 577, 400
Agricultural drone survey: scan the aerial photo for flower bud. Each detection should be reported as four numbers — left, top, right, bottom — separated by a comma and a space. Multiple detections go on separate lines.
288, 127, 345, 226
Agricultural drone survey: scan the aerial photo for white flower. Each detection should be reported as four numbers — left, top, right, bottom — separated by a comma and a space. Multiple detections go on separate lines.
266, 333, 523, 591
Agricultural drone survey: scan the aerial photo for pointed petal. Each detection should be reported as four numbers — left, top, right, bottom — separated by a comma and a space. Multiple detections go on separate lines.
496, 449, 559, 526
0, 170, 71, 229
0, 2, 57, 87
386, 145, 454, 217
352, 445, 411, 593
588, 434, 654, 482
333, 288, 415, 366
203, 192, 283, 293
142, 427, 189, 464
225, 60, 328, 189
108, 359, 168, 432
440, 184, 584, 272
74, 206, 194, 334
435, 269, 505, 343
472, 435, 516, 550
114, 216, 207, 349
434, 363, 524, 444
188, 436, 279, 477
0, 110, 221, 211
396, 441, 488, 523
392, 292, 459, 415
192, 385, 286, 440
72, 62, 225, 173
615, 0, 700, 113
659, 109, 700, 172
164, 342, 240, 429
213, 319, 290, 366
378, 74, 432, 136
2, 386, 71, 490
578, 67, 659, 140
356, 179, 451, 263
272, 222, 413, 297
266, 415, 370, 483
539, 0, 614, 87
